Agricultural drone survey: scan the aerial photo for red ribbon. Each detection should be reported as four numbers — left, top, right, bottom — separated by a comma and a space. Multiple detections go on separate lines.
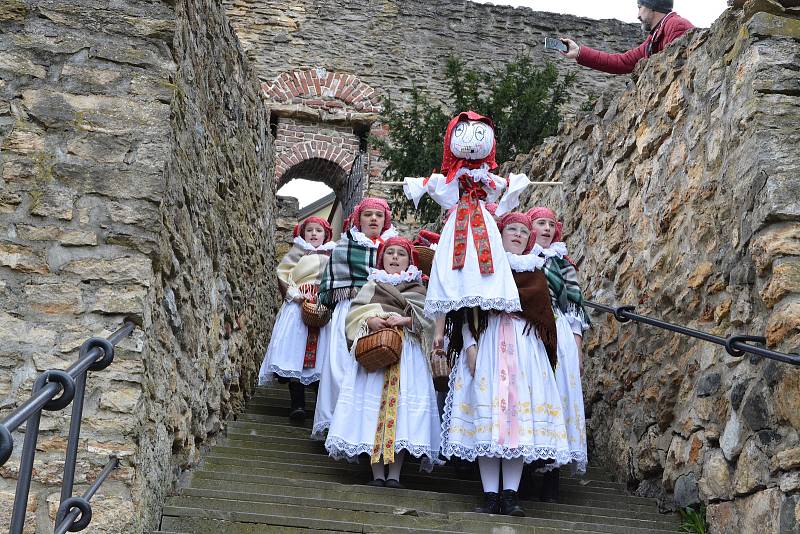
452, 177, 494, 275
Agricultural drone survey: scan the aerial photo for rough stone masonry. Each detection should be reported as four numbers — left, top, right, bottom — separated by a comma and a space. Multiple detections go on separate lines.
0, 0, 275, 532
503, 1, 800, 532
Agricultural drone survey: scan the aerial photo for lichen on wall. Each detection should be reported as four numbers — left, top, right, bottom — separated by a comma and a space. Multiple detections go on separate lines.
505, 2, 800, 531
131, 0, 276, 531
0, 0, 276, 531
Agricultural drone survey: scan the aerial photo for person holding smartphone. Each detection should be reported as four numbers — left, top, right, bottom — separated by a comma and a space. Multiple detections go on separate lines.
558, 1, 694, 75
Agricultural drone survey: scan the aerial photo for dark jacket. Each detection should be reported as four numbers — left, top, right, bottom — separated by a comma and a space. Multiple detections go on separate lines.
577, 12, 694, 75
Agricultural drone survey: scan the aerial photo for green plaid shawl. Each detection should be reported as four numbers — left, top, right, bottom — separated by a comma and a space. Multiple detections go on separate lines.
318, 231, 378, 307
544, 256, 591, 327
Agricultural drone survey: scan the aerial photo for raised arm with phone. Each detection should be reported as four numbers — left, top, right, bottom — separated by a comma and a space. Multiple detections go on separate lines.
556, 0, 693, 75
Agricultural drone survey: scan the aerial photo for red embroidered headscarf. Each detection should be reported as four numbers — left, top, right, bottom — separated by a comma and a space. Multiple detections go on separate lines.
412, 229, 440, 247
527, 206, 563, 243
376, 237, 419, 270
498, 212, 536, 254
293, 216, 333, 243
441, 111, 497, 183
351, 197, 392, 234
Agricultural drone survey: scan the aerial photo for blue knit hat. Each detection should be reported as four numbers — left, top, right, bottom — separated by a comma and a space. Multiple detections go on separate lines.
638, 0, 673, 13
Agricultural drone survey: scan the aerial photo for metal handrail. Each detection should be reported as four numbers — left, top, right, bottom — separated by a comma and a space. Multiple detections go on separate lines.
0, 321, 136, 534
585, 301, 800, 366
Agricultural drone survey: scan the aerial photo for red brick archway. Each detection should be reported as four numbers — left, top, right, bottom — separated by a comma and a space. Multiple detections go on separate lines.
263, 68, 382, 113
275, 140, 355, 183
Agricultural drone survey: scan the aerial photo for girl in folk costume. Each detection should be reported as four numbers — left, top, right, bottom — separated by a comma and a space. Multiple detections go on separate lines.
325, 237, 440, 488
527, 206, 591, 503
312, 198, 399, 439
440, 212, 571, 517
403, 111, 531, 348
259, 216, 337, 422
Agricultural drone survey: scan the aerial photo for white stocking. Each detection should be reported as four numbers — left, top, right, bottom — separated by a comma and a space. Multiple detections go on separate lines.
478, 456, 501, 493
371, 462, 385, 481
387, 450, 406, 481
502, 457, 524, 491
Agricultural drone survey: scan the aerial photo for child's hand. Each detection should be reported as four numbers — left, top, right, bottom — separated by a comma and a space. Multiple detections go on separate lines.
466, 345, 477, 377
367, 317, 389, 331
386, 316, 411, 328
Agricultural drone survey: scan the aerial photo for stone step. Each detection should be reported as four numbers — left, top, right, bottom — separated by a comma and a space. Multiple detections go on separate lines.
193, 464, 659, 510
175, 487, 680, 529
206, 445, 624, 491
162, 496, 679, 534
226, 419, 616, 481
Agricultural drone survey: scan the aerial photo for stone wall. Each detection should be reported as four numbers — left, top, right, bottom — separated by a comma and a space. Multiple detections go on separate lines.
224, 0, 642, 113
131, 0, 275, 531
503, 2, 800, 532
0, 0, 275, 531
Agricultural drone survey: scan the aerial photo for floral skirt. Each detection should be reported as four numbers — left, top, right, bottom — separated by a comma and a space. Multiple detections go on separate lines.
441, 313, 571, 464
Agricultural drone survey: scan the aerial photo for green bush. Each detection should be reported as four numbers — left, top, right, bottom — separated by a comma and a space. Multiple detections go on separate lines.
372, 55, 575, 223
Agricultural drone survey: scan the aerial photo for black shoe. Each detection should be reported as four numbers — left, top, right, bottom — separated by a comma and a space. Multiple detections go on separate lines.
385, 478, 404, 489
288, 381, 306, 422
366, 478, 385, 487
474, 492, 501, 514
539, 468, 560, 503
500, 489, 525, 516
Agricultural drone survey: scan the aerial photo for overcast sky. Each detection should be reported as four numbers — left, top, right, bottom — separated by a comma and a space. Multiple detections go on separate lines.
473, 0, 729, 27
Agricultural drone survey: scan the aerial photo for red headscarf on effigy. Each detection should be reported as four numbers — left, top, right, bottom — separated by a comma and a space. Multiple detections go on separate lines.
292, 216, 333, 243
376, 237, 419, 270
351, 197, 392, 234
498, 212, 536, 254
440, 111, 498, 183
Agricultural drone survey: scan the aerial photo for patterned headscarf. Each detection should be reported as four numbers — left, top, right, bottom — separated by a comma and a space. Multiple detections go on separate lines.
376, 237, 419, 270
352, 197, 392, 234
526, 206, 563, 243
498, 212, 536, 254
293, 216, 333, 243
440, 111, 497, 183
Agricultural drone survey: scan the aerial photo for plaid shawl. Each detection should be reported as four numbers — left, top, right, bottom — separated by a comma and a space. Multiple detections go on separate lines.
346, 279, 433, 359
277, 243, 330, 288
318, 230, 378, 307
544, 256, 591, 327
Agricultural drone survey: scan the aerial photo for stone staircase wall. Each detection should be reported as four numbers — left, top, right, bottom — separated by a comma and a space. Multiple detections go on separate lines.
501, 2, 800, 532
0, 0, 276, 532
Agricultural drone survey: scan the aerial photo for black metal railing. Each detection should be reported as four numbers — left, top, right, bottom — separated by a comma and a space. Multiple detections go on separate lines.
585, 301, 800, 366
0, 321, 136, 534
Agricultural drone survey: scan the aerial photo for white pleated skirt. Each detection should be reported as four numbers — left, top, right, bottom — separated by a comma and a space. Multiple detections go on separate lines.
311, 300, 353, 439
441, 313, 571, 464
258, 301, 330, 385
424, 205, 521, 317
552, 310, 588, 474
325, 335, 442, 471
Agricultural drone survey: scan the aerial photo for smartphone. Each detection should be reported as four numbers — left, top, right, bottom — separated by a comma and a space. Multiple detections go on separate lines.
544, 37, 568, 53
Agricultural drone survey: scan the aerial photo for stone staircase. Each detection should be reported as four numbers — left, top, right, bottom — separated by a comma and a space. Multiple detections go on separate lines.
154, 386, 682, 533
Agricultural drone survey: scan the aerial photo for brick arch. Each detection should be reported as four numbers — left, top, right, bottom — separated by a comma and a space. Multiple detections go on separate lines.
262, 68, 382, 113
275, 140, 355, 181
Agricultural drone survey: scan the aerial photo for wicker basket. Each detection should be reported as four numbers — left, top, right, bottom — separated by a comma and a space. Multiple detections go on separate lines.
429, 349, 451, 392
415, 246, 436, 277
355, 328, 402, 372
301, 300, 331, 328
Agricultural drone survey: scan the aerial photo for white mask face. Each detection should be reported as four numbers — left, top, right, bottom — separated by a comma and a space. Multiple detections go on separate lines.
449, 120, 495, 160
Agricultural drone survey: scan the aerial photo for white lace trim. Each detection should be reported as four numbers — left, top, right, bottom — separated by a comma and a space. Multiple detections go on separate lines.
505, 252, 545, 272
349, 226, 399, 248
423, 297, 521, 318
259, 365, 321, 386
367, 265, 422, 284
293, 236, 337, 252
310, 422, 329, 441
325, 436, 442, 472
439, 366, 572, 465
531, 242, 568, 259
537, 451, 588, 475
